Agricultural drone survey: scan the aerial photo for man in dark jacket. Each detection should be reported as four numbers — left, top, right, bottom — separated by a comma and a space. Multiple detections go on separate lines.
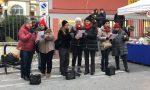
112, 23, 129, 72
57, 20, 71, 76
83, 17, 98, 75
123, 25, 134, 37
70, 17, 84, 73
87, 9, 99, 27
97, 8, 106, 28
114, 13, 125, 28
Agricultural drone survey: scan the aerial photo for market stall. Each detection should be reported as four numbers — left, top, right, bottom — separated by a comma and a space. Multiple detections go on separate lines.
127, 43, 150, 65
118, 0, 150, 65
117, 0, 150, 15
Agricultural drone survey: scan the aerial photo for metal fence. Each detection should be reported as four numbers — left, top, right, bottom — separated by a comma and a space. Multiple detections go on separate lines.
0, 15, 150, 42
0, 15, 44, 42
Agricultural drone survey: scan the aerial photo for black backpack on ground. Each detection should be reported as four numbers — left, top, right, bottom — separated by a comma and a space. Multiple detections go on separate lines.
105, 65, 115, 76
30, 74, 41, 85
66, 68, 81, 80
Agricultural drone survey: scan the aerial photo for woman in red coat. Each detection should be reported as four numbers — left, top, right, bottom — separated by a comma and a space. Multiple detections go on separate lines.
17, 20, 37, 81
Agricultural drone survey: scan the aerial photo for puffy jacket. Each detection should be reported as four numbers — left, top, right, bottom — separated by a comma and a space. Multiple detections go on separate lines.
83, 26, 98, 51
17, 24, 37, 52
70, 26, 84, 47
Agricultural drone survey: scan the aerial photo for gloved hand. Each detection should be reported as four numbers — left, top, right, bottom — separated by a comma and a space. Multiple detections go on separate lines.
41, 35, 45, 38
29, 29, 35, 33
106, 37, 109, 40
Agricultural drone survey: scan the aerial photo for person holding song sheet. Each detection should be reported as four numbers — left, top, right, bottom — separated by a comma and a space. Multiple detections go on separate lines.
70, 17, 84, 73
97, 19, 112, 72
83, 17, 98, 75
111, 23, 129, 72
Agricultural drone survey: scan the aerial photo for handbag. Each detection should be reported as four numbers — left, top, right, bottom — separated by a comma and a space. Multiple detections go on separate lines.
105, 65, 115, 76
66, 69, 75, 80
102, 40, 112, 49
30, 74, 41, 85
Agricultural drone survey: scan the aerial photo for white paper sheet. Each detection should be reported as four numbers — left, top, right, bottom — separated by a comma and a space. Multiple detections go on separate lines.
109, 34, 118, 39
75, 30, 85, 39
36, 31, 44, 41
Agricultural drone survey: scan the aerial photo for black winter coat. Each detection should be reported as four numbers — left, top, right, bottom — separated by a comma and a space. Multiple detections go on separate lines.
70, 26, 84, 47
57, 27, 71, 49
83, 27, 98, 51
97, 13, 106, 27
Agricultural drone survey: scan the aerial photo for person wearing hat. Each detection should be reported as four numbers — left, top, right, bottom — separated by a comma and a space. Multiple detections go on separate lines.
123, 25, 134, 37
39, 19, 47, 31
83, 17, 98, 75
57, 20, 71, 76
111, 23, 129, 72
97, 19, 112, 72
36, 19, 48, 72
17, 20, 37, 81
37, 29, 55, 78
70, 17, 84, 73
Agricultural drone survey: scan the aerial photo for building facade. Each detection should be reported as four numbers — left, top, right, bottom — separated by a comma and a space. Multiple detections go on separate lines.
48, 0, 128, 37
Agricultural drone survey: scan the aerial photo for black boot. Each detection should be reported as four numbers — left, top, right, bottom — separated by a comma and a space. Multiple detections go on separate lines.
122, 55, 130, 73
77, 66, 82, 73
115, 56, 120, 70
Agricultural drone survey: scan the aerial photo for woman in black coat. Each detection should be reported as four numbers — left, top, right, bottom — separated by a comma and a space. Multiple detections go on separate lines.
83, 17, 98, 75
70, 17, 84, 73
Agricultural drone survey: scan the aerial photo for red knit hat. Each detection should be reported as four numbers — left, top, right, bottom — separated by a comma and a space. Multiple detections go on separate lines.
39, 19, 46, 27
113, 23, 121, 28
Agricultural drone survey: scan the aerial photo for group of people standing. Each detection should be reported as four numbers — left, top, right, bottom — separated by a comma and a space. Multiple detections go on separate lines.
17, 8, 130, 81
17, 19, 55, 81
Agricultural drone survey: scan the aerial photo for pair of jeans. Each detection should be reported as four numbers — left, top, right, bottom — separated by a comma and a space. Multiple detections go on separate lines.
101, 48, 110, 70
72, 46, 82, 67
20, 50, 33, 78
40, 50, 54, 74
84, 50, 96, 73
59, 48, 69, 75
115, 54, 128, 70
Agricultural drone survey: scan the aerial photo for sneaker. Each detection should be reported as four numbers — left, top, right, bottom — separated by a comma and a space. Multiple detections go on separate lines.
84, 72, 89, 75
41, 74, 46, 78
46, 74, 51, 78
125, 69, 130, 73
23, 76, 29, 81
90, 72, 95, 75
77, 68, 82, 73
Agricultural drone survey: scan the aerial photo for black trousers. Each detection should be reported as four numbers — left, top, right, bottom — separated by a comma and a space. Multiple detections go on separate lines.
72, 46, 82, 67
40, 50, 54, 74
20, 50, 33, 78
115, 54, 128, 70
101, 48, 110, 70
59, 48, 69, 75
84, 50, 96, 73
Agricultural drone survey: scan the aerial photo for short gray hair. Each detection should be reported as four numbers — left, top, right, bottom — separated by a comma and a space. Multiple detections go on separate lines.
25, 19, 32, 24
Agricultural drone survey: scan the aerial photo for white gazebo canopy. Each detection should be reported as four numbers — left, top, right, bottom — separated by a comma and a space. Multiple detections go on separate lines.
118, 0, 150, 15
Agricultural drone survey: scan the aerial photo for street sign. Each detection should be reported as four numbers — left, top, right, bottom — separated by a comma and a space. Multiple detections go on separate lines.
41, 3, 47, 9
39, 2, 48, 16
146, 11, 150, 17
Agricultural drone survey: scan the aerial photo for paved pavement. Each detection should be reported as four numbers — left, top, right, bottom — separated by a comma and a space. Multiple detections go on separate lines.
0, 53, 150, 90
